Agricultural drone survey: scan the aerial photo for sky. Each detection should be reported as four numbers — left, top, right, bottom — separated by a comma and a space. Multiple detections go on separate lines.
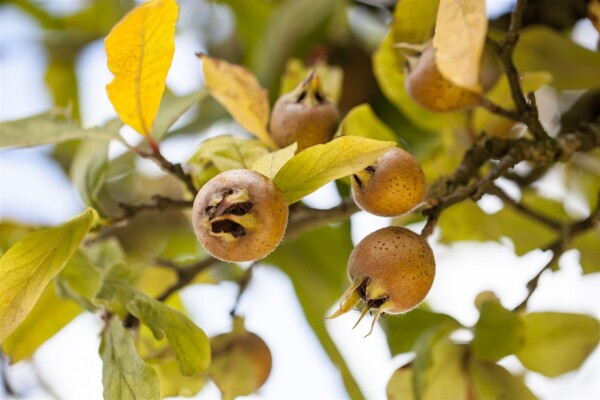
1, 1, 599, 399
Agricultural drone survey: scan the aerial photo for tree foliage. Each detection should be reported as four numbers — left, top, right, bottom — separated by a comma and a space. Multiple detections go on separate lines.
1, 0, 599, 398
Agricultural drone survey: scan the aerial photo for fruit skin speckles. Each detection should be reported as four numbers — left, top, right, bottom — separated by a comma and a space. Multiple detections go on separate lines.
192, 169, 289, 262
405, 42, 481, 112
269, 71, 339, 152
328, 226, 435, 336
351, 147, 426, 217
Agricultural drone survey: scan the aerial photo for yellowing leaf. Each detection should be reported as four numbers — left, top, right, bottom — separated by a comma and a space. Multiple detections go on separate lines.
2, 282, 81, 362
105, 0, 179, 137
516, 312, 600, 377
472, 302, 524, 361
391, 0, 439, 44
469, 359, 536, 400
433, 0, 487, 92
339, 104, 397, 143
102, 318, 160, 400
273, 136, 395, 204
189, 135, 269, 172
252, 143, 297, 179
200, 54, 274, 147
0, 208, 95, 343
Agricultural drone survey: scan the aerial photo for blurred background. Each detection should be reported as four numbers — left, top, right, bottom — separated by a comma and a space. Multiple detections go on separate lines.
1, 0, 599, 399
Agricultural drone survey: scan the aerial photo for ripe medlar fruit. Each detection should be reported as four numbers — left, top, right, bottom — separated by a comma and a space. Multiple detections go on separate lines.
329, 226, 435, 336
192, 169, 288, 262
351, 147, 426, 217
405, 42, 481, 112
269, 70, 339, 152
209, 318, 272, 399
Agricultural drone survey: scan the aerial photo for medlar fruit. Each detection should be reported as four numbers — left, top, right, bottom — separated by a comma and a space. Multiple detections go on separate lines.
269, 70, 339, 152
405, 42, 481, 112
192, 169, 288, 262
209, 318, 272, 399
328, 226, 435, 336
351, 147, 426, 217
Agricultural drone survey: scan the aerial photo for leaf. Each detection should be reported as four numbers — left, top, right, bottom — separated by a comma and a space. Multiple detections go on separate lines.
153, 358, 207, 398
188, 135, 269, 173
514, 26, 600, 90
0, 111, 121, 148
105, 0, 179, 137
95, 265, 211, 376
469, 359, 537, 400
252, 143, 297, 179
266, 222, 365, 400
516, 312, 600, 377
383, 308, 458, 355
273, 136, 395, 203
153, 90, 207, 141
373, 33, 465, 132
471, 301, 524, 361
433, 0, 487, 92
572, 227, 600, 274
199, 54, 274, 147
55, 251, 102, 311
0, 208, 95, 343
411, 322, 461, 399
101, 318, 160, 400
2, 282, 81, 362
387, 364, 414, 400
339, 104, 398, 143
280, 58, 344, 104
475, 71, 552, 137
71, 139, 110, 208
390, 0, 439, 44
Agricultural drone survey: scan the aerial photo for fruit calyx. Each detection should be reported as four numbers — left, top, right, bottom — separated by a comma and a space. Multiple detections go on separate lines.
351, 165, 376, 191
202, 188, 257, 241
327, 276, 390, 337
290, 69, 327, 106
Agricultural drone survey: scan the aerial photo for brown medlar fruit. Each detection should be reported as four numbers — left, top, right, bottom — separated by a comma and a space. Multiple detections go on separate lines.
351, 147, 426, 217
405, 42, 481, 112
328, 226, 435, 336
269, 70, 339, 152
192, 169, 288, 262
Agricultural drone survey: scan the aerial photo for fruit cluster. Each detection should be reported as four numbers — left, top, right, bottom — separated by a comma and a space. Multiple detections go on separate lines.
191, 69, 435, 335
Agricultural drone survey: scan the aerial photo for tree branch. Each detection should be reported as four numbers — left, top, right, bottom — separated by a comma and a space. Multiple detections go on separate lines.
115, 195, 193, 222
132, 145, 197, 195
513, 195, 600, 312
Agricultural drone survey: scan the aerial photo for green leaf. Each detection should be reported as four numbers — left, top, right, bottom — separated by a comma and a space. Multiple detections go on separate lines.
188, 135, 269, 173
273, 136, 395, 203
572, 227, 600, 274
516, 312, 600, 377
469, 359, 537, 400
339, 104, 398, 143
387, 364, 414, 400
472, 302, 524, 361
251, 143, 297, 179
55, 251, 102, 311
71, 139, 110, 209
265, 222, 365, 400
514, 26, 600, 89
2, 282, 81, 362
390, 0, 439, 44
412, 322, 461, 399
95, 265, 211, 376
101, 318, 160, 400
153, 90, 207, 141
383, 308, 458, 355
0, 208, 96, 343
0, 111, 121, 148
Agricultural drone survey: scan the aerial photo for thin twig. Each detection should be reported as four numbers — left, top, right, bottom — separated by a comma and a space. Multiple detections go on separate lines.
115, 195, 194, 222
230, 262, 257, 317
132, 145, 197, 195
487, 184, 562, 229
513, 196, 600, 311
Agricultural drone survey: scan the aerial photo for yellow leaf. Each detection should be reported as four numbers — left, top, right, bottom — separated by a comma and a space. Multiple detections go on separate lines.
0, 209, 95, 343
433, 0, 487, 92
252, 143, 297, 179
105, 0, 179, 137
199, 54, 275, 148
